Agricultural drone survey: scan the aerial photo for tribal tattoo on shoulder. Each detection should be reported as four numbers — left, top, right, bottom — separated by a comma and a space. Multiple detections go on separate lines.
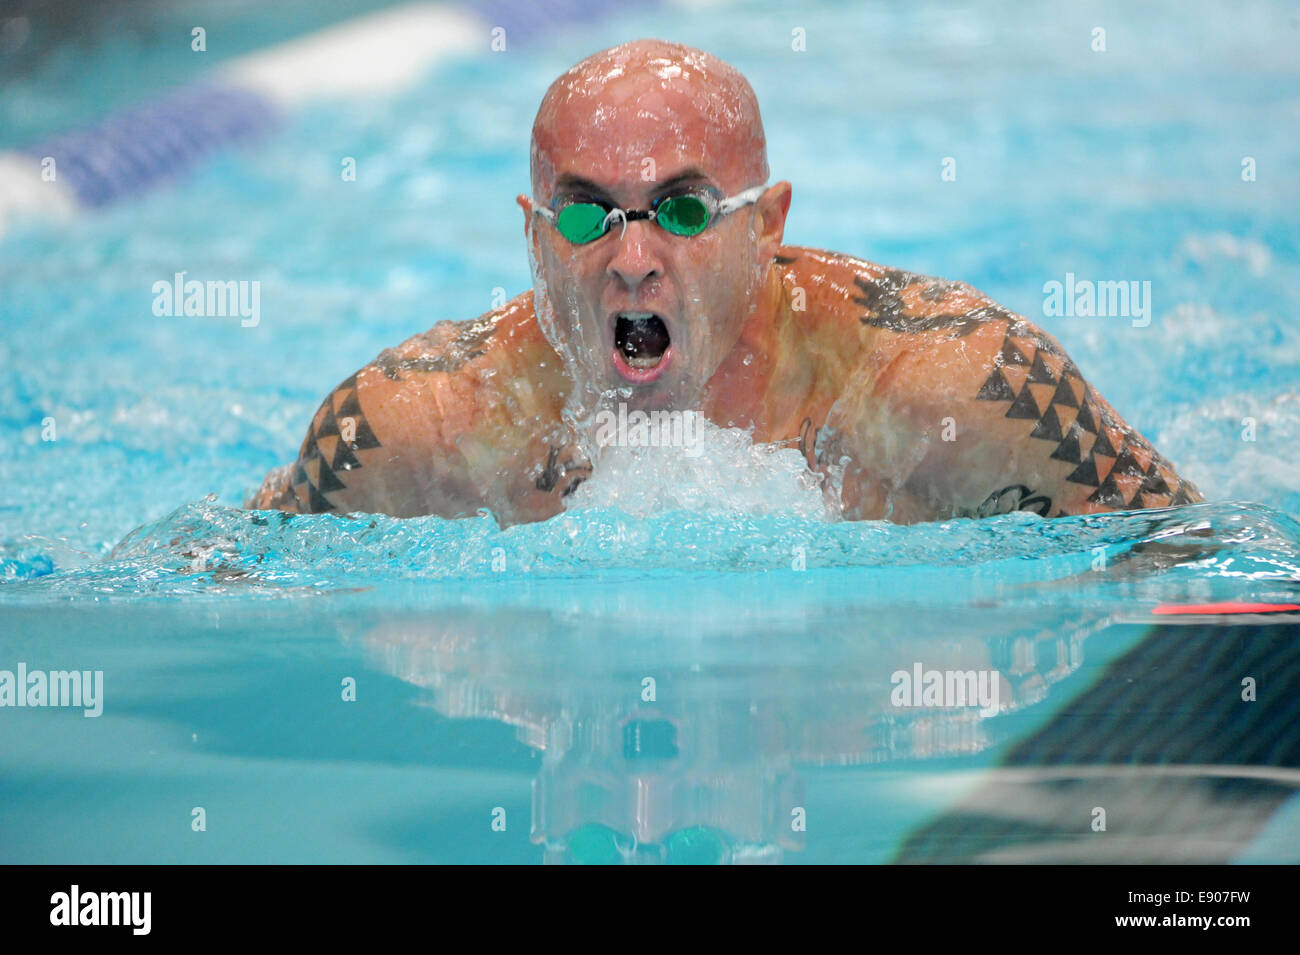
777, 253, 1012, 337
286, 315, 504, 512
852, 268, 1018, 338
373, 315, 499, 381
289, 371, 383, 513
972, 319, 1202, 512
838, 259, 1202, 516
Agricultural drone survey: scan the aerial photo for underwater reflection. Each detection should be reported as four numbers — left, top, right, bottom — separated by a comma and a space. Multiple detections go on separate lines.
354, 602, 1100, 863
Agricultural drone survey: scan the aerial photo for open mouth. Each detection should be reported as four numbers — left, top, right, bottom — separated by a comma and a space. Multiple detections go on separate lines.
612, 312, 673, 382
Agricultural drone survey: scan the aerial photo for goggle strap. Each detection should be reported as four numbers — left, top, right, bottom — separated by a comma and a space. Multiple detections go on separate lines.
717, 185, 767, 215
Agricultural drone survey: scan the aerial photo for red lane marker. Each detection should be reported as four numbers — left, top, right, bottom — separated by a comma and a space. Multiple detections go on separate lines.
1153, 602, 1300, 616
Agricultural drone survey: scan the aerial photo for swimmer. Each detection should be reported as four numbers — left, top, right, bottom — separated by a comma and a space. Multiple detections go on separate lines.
249, 39, 1203, 525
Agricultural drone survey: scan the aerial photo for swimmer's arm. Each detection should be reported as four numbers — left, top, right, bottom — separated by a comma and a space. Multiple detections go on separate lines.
830, 291, 1203, 521
247, 303, 576, 523
246, 333, 490, 518
246, 366, 451, 517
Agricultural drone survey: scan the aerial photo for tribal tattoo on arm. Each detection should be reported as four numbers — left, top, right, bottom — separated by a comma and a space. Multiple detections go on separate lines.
287, 371, 383, 513
843, 260, 1203, 517
283, 315, 507, 514
970, 320, 1203, 513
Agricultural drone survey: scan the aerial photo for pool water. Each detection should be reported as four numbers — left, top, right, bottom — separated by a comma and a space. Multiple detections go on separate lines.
2, 0, 1299, 863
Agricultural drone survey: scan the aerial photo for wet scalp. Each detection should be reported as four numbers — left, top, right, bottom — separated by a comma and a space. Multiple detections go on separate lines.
530, 39, 769, 198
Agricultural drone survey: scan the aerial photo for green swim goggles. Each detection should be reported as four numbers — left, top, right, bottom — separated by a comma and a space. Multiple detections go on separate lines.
534, 184, 767, 245
564, 823, 734, 865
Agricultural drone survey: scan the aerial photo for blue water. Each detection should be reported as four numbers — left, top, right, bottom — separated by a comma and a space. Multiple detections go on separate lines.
2, 0, 1299, 863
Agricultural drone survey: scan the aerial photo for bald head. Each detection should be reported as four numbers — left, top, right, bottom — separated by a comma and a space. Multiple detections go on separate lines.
520, 41, 790, 412
530, 39, 768, 200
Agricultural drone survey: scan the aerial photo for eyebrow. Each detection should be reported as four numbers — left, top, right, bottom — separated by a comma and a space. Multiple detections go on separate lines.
551, 167, 716, 204
552, 174, 615, 201
648, 168, 715, 198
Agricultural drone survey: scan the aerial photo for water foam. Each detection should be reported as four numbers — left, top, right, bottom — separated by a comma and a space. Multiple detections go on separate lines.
563, 416, 832, 520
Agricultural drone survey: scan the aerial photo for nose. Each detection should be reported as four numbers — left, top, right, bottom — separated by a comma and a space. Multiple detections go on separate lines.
605, 217, 663, 291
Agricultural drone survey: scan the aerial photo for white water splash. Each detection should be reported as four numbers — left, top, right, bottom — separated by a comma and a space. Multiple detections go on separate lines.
1163, 390, 1300, 513
562, 416, 833, 520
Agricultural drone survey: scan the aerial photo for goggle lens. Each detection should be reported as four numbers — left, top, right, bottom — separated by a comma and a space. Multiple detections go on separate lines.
664, 826, 728, 864
551, 193, 717, 244
565, 823, 627, 865
562, 823, 732, 864
655, 194, 711, 236
555, 202, 609, 244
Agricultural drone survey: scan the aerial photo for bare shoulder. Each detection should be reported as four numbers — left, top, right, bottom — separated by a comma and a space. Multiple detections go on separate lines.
355, 290, 562, 451
790, 250, 1205, 519
370, 290, 547, 384
776, 245, 1013, 344
249, 290, 572, 519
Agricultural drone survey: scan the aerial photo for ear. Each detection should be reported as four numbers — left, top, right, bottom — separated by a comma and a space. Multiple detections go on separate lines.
516, 193, 533, 240
754, 181, 792, 261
